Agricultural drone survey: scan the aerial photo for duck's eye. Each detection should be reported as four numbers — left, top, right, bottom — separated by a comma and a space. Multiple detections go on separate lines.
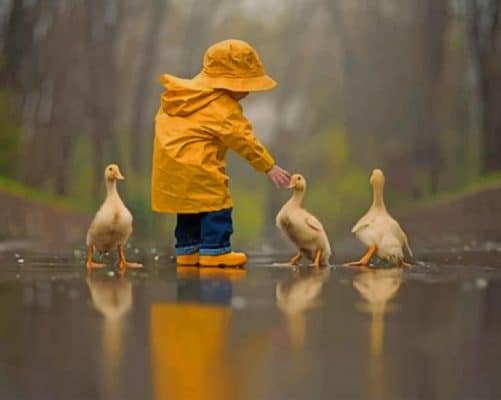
108, 167, 113, 171
297, 177, 301, 180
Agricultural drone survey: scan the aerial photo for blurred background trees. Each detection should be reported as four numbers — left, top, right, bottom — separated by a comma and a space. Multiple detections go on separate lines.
0, 0, 500, 248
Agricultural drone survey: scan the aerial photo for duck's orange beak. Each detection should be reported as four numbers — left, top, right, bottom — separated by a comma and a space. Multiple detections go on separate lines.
115, 171, 125, 180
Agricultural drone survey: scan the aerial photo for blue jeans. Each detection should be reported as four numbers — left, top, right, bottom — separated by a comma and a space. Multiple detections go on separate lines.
175, 208, 233, 256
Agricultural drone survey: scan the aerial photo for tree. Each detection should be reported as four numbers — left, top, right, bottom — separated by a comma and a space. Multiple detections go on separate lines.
326, 0, 447, 196
466, 0, 501, 173
129, 0, 170, 172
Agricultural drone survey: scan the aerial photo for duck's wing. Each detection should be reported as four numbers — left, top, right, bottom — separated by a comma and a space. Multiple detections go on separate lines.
305, 214, 324, 232
351, 212, 374, 233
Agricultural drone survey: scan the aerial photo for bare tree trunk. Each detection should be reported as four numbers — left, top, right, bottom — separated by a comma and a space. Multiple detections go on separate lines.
412, 0, 447, 195
83, 0, 123, 198
467, 0, 501, 173
0, 0, 32, 87
129, 0, 170, 172
479, 63, 501, 172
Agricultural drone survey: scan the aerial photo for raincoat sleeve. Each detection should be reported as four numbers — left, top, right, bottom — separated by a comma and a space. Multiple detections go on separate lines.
216, 104, 275, 173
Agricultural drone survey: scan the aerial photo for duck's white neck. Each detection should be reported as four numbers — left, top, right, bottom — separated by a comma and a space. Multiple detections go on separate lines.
287, 188, 305, 207
105, 179, 119, 199
371, 182, 386, 210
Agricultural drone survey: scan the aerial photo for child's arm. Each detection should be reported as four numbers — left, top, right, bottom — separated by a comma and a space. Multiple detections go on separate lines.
215, 105, 290, 187
218, 107, 274, 172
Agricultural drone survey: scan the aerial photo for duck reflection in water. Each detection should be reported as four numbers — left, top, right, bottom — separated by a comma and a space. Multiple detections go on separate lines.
150, 267, 246, 400
276, 268, 330, 350
86, 273, 132, 400
353, 268, 403, 400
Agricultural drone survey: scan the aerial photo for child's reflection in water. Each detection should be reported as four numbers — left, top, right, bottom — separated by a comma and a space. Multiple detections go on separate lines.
150, 267, 246, 400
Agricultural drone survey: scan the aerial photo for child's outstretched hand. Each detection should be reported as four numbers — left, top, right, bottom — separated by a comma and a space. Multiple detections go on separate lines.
267, 165, 290, 188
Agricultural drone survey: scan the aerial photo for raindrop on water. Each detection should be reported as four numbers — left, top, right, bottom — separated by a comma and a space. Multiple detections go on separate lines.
17, 258, 25, 264
153, 255, 160, 261
475, 278, 488, 289
231, 296, 247, 309
107, 271, 115, 277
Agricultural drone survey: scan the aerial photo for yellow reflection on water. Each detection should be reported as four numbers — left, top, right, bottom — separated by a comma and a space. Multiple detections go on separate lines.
150, 266, 246, 400
151, 303, 232, 400
353, 268, 403, 400
276, 268, 330, 350
86, 274, 132, 399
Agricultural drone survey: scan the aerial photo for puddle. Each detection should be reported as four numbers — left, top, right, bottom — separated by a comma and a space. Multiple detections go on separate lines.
1, 249, 501, 399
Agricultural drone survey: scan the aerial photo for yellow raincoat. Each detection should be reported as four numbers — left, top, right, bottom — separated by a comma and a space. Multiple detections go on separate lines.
151, 76, 275, 213
151, 39, 276, 214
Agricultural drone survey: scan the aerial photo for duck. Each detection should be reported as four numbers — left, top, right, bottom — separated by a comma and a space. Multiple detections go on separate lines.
276, 174, 332, 267
86, 164, 142, 271
346, 169, 412, 267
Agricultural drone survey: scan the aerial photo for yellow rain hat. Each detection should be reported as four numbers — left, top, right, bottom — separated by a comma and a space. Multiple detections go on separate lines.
193, 39, 277, 92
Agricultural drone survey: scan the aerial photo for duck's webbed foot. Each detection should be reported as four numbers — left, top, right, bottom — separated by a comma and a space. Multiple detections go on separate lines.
86, 261, 106, 269
272, 253, 302, 267
344, 244, 377, 267
86, 246, 105, 269
118, 245, 143, 271
288, 253, 302, 265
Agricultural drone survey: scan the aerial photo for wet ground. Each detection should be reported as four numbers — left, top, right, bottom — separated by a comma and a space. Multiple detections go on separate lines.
1, 245, 501, 400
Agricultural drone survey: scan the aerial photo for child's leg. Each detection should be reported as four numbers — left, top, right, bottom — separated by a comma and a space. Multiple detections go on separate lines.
199, 208, 233, 255
175, 213, 201, 261
199, 208, 247, 267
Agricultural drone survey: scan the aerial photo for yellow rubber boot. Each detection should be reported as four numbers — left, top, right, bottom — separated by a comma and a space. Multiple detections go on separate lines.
199, 252, 248, 268
176, 253, 200, 266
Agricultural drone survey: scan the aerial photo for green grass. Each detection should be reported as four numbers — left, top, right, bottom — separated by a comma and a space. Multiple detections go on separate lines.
0, 175, 90, 212
399, 172, 501, 213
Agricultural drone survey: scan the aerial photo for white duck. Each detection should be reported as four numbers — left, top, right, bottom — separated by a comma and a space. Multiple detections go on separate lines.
276, 174, 332, 267
86, 164, 142, 271
346, 169, 412, 267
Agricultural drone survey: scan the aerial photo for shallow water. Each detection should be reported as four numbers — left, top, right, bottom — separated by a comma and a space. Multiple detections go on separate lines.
1, 248, 501, 400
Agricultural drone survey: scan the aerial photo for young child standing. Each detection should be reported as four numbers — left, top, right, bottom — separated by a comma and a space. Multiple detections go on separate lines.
152, 39, 290, 267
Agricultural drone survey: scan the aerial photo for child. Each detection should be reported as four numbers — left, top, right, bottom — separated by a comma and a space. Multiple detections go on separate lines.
152, 39, 290, 268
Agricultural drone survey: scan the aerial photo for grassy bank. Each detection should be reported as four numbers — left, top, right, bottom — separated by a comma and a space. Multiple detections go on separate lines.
0, 176, 90, 212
